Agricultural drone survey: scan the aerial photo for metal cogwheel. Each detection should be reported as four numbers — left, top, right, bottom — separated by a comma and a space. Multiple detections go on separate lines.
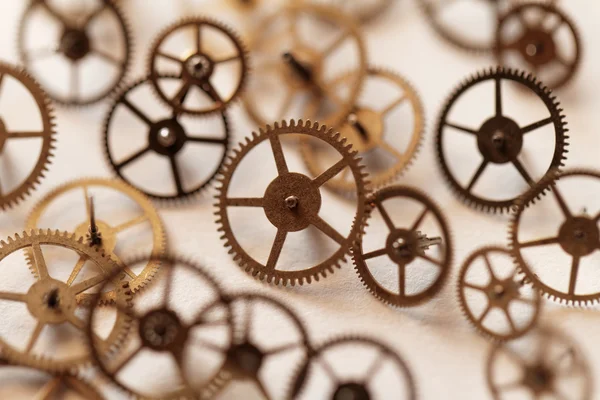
215, 119, 370, 286
435, 66, 568, 213
0, 62, 56, 211
0, 230, 132, 374
310, 0, 396, 24
18, 0, 132, 106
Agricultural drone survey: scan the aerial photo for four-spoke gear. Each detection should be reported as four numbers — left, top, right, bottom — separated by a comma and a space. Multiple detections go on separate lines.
457, 246, 541, 342
509, 169, 600, 306
103, 76, 230, 201
289, 336, 416, 400
18, 0, 132, 106
0, 62, 56, 210
148, 17, 248, 116
495, 2, 581, 89
353, 185, 452, 307
435, 67, 568, 213
215, 119, 370, 286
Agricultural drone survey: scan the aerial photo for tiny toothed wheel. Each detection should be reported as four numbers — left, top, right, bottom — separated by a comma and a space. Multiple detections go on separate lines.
457, 246, 541, 342
435, 67, 568, 213
148, 17, 248, 116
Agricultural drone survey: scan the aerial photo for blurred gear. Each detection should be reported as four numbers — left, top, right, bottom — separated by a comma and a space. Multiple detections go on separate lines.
435, 67, 568, 213
353, 185, 452, 307
0, 62, 56, 211
312, 0, 395, 24
215, 119, 370, 286
18, 0, 131, 106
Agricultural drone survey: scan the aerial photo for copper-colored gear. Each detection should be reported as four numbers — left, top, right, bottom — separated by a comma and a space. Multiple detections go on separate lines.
435, 66, 568, 213
457, 246, 541, 342
288, 335, 416, 400
495, 2, 581, 89
242, 3, 367, 129
311, 0, 396, 24
147, 17, 248, 116
0, 62, 56, 210
215, 119, 370, 286
0, 230, 132, 374
103, 76, 230, 202
18, 0, 132, 106
509, 169, 600, 306
353, 185, 453, 307
300, 67, 424, 193
25, 178, 166, 303
486, 327, 592, 400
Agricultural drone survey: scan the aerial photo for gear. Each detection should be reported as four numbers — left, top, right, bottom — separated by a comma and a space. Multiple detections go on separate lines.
0, 62, 56, 210
215, 119, 370, 286
353, 185, 452, 307
495, 2, 581, 89
103, 75, 230, 202
311, 0, 395, 24
288, 335, 416, 400
300, 67, 424, 193
457, 246, 541, 342
147, 17, 248, 116
435, 66, 568, 213
242, 3, 367, 129
25, 178, 166, 303
18, 0, 132, 106
486, 327, 592, 400
0, 230, 132, 374
509, 169, 600, 306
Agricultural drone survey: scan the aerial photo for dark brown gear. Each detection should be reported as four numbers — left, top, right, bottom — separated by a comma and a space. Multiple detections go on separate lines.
147, 17, 249, 116
215, 119, 370, 286
457, 246, 541, 342
509, 169, 600, 306
353, 185, 452, 307
495, 2, 581, 89
103, 75, 230, 202
288, 335, 417, 400
18, 0, 132, 106
435, 66, 568, 213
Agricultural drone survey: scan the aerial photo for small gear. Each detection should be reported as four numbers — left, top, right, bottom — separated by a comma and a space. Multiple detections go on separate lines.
300, 67, 424, 193
25, 178, 166, 303
435, 66, 568, 213
0, 230, 132, 374
288, 335, 416, 400
509, 169, 600, 306
311, 0, 396, 24
18, 0, 132, 106
457, 246, 541, 342
0, 62, 56, 210
103, 76, 230, 202
353, 185, 452, 307
147, 17, 248, 116
215, 119, 370, 286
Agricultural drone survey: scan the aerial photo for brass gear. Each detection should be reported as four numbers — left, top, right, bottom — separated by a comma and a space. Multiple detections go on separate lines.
0, 62, 56, 210
25, 178, 166, 303
0, 230, 132, 374
300, 67, 424, 193
215, 119, 370, 286
310, 0, 396, 24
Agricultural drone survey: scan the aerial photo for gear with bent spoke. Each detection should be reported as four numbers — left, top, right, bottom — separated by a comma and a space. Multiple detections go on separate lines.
215, 119, 370, 286
435, 67, 568, 213
353, 185, 452, 307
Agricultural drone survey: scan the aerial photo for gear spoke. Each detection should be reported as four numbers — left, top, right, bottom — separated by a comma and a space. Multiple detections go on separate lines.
410, 208, 429, 231
66, 255, 87, 286
39, 1, 69, 27
171, 352, 194, 394
201, 80, 223, 104
26, 48, 59, 61
111, 344, 143, 375
313, 159, 347, 187
464, 282, 487, 292
25, 321, 45, 353
186, 135, 227, 145
445, 121, 478, 135
495, 76, 503, 117
169, 154, 185, 195
70, 274, 106, 295
477, 303, 491, 323
115, 215, 149, 233
0, 291, 27, 302
364, 349, 386, 379
80, 3, 106, 27
225, 197, 264, 207
311, 215, 345, 245
551, 185, 572, 219
269, 134, 289, 176
382, 95, 407, 116
519, 236, 559, 248
242, 300, 253, 341
322, 30, 350, 57
568, 256, 581, 295
363, 248, 387, 260
36, 376, 62, 400
318, 358, 341, 384
121, 98, 154, 126
7, 131, 45, 139
115, 146, 150, 170
466, 160, 488, 192
195, 23, 202, 54
191, 336, 227, 353
214, 53, 241, 65
521, 116, 553, 135
512, 159, 534, 186
69, 63, 79, 103
381, 141, 404, 160
254, 378, 271, 400
266, 229, 287, 270
419, 253, 443, 268
32, 242, 49, 279
375, 200, 395, 231
504, 309, 517, 333
92, 47, 124, 67
156, 51, 183, 64
173, 81, 192, 105
264, 341, 300, 356
483, 254, 496, 279
398, 263, 406, 296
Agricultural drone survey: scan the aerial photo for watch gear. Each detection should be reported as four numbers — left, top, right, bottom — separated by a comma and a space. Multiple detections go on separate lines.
0, 230, 132, 374
18, 0, 132, 106
103, 76, 230, 201
300, 67, 424, 193
457, 246, 541, 342
25, 178, 166, 303
215, 119, 370, 286
148, 17, 249, 116
0, 62, 56, 211
435, 66, 568, 213
353, 185, 452, 307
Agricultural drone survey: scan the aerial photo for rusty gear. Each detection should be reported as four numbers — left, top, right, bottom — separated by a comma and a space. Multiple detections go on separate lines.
435, 66, 568, 213
215, 119, 370, 286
